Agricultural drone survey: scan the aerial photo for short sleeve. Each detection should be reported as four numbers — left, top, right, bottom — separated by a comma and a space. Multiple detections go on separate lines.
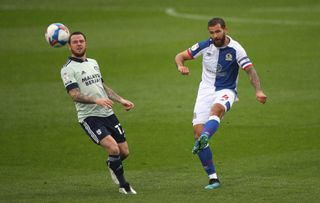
188, 39, 212, 58
61, 66, 79, 92
236, 44, 253, 70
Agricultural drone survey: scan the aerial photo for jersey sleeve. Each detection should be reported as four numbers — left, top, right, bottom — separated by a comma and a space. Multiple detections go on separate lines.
236, 44, 253, 70
188, 39, 212, 58
61, 66, 79, 92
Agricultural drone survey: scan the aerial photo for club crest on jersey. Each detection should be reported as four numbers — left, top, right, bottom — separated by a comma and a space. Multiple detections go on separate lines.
94, 66, 99, 71
225, 53, 233, 61
191, 43, 199, 51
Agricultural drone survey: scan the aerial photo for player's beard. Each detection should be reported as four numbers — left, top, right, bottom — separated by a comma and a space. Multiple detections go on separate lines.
71, 47, 86, 58
213, 34, 226, 47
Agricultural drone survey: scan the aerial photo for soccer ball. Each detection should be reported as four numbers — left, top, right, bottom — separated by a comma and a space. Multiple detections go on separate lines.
45, 23, 70, 47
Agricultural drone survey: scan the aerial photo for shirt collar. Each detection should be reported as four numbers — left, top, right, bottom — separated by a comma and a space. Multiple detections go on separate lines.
68, 56, 88, 63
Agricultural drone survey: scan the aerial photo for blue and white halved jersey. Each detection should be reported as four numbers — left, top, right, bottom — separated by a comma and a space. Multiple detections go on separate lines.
187, 36, 253, 92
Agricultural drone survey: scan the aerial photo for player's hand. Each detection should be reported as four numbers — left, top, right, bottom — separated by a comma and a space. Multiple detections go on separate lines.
120, 99, 134, 111
95, 98, 113, 108
178, 66, 190, 75
256, 91, 267, 104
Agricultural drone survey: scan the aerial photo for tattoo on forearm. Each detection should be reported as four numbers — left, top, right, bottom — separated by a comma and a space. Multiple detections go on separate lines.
247, 67, 262, 91
103, 84, 122, 102
70, 88, 95, 104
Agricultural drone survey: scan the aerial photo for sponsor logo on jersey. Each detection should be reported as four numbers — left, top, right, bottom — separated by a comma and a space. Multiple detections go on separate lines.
215, 64, 227, 77
82, 73, 101, 86
216, 64, 223, 72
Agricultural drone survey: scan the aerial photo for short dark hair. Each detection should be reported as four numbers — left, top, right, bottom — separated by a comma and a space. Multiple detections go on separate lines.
68, 31, 87, 44
208, 17, 226, 28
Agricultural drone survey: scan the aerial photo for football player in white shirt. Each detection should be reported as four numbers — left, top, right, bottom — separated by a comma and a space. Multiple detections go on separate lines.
175, 17, 267, 189
61, 32, 136, 194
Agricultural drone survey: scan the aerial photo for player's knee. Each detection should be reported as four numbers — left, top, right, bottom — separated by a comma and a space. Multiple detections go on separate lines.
108, 145, 120, 155
121, 151, 129, 160
211, 103, 225, 118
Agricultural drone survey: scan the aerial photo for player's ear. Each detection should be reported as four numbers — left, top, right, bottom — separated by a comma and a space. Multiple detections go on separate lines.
224, 27, 228, 34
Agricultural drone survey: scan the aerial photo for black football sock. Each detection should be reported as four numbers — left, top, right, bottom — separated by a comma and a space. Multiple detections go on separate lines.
108, 155, 127, 186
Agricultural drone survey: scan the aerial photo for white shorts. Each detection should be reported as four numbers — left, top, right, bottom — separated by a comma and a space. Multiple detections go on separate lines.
192, 87, 237, 126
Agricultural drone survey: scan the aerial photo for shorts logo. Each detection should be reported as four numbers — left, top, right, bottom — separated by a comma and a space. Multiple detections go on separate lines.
225, 53, 233, 61
96, 129, 102, 135
220, 94, 229, 101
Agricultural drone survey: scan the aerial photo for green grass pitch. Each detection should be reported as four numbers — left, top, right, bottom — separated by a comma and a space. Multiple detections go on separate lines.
0, 0, 319, 202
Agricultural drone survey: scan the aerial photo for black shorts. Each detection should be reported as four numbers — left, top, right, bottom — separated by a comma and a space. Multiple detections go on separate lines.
80, 114, 126, 145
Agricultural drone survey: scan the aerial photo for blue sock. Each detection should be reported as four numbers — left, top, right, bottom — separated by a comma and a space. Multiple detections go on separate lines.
198, 146, 215, 176
202, 115, 220, 139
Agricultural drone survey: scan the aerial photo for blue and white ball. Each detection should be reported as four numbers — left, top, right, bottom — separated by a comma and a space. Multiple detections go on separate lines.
45, 23, 70, 48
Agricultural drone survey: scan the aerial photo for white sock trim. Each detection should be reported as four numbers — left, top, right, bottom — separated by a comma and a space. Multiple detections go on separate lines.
209, 173, 218, 179
208, 115, 220, 123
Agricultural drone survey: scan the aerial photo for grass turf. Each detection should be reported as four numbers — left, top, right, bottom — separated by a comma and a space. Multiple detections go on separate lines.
0, 0, 319, 202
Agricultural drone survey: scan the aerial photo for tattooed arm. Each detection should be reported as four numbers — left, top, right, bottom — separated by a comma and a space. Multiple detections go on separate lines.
102, 83, 135, 111
68, 87, 113, 108
245, 66, 267, 104
102, 83, 123, 103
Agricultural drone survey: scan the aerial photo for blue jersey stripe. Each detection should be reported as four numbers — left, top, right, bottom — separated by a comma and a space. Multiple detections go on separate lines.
242, 61, 252, 66
215, 47, 239, 91
238, 56, 248, 63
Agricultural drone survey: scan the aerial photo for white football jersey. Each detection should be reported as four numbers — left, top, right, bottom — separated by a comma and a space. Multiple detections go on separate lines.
61, 57, 114, 122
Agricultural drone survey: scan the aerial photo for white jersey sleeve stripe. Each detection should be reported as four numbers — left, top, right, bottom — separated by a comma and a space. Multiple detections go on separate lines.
243, 63, 253, 70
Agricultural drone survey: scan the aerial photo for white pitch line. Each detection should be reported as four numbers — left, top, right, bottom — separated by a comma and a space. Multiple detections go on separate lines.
165, 8, 320, 26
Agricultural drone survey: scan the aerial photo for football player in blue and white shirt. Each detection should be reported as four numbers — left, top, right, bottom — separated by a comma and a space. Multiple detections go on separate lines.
175, 17, 267, 189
